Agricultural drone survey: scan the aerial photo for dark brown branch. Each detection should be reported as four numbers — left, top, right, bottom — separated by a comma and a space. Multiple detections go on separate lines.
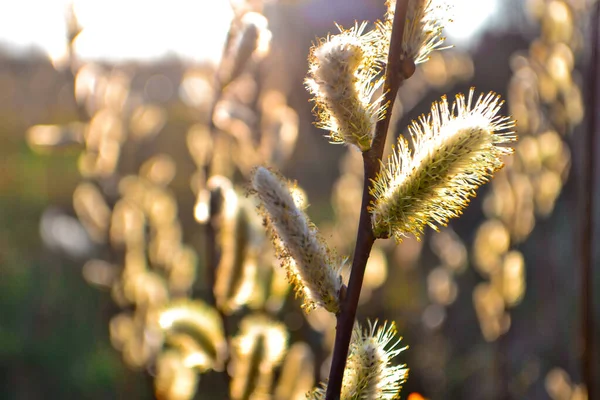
324, 1, 411, 398
581, 2, 599, 398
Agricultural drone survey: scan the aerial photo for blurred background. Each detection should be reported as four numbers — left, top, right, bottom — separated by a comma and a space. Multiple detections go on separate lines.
0, 0, 598, 399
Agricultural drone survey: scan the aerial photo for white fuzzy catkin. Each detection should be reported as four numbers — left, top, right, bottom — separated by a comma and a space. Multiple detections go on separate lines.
306, 23, 386, 151
371, 89, 517, 242
251, 167, 343, 313
308, 321, 408, 400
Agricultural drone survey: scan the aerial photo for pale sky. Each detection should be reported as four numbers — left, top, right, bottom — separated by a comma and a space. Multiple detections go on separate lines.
0, 0, 233, 64
0, 0, 496, 63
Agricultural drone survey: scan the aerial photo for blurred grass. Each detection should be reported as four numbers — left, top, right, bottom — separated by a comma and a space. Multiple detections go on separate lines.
0, 136, 150, 398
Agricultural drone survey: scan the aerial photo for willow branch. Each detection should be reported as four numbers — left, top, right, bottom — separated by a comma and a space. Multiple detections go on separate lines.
325, 1, 411, 398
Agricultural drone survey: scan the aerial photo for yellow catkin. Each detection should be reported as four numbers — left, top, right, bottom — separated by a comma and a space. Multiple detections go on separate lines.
230, 315, 288, 400
158, 300, 227, 372
371, 89, 516, 242
309, 321, 408, 400
274, 342, 315, 400
214, 198, 261, 314
73, 182, 112, 242
221, 12, 271, 87
154, 350, 198, 400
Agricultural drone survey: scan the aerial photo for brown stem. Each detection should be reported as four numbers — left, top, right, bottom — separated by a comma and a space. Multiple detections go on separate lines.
204, 88, 223, 309
324, 1, 410, 398
207, 101, 239, 400
203, 75, 232, 392
582, 2, 599, 398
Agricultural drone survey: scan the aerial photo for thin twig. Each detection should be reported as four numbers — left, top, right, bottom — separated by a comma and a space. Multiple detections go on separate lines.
325, 1, 411, 398
204, 12, 233, 322
204, 88, 223, 309
581, 2, 598, 398
202, 86, 235, 395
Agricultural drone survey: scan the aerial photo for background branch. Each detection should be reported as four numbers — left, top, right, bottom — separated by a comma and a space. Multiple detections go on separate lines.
581, 2, 599, 398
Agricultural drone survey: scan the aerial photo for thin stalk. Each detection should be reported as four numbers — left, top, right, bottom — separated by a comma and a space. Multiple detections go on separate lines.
203, 83, 235, 395
205, 88, 223, 309
325, 1, 411, 398
581, 2, 599, 398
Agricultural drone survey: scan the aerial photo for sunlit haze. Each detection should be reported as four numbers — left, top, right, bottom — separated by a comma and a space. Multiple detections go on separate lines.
445, 0, 498, 41
0, 0, 233, 64
0, 0, 495, 63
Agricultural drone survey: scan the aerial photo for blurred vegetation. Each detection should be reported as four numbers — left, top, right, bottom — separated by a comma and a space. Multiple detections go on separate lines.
0, 0, 598, 399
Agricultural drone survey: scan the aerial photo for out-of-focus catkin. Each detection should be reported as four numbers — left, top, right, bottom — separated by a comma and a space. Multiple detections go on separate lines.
155, 350, 198, 400
251, 167, 343, 314
371, 89, 517, 242
274, 342, 315, 400
158, 300, 227, 372
230, 315, 288, 400
220, 12, 272, 87
73, 182, 112, 242
214, 197, 263, 315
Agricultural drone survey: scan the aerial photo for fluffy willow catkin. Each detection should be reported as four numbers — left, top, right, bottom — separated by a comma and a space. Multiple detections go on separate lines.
381, 0, 451, 66
306, 0, 451, 150
251, 167, 343, 314
306, 23, 386, 151
371, 89, 517, 242
309, 321, 408, 400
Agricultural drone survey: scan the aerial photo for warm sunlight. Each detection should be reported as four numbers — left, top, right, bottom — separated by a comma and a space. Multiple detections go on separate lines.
3, 0, 595, 398
0, 0, 233, 64
445, 0, 498, 41
0, 0, 494, 63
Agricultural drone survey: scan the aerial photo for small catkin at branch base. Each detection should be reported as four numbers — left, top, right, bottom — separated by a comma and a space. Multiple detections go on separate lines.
371, 89, 517, 242
308, 321, 408, 400
251, 167, 344, 314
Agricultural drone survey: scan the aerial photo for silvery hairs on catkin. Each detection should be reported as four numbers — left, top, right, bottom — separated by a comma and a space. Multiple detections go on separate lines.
251, 167, 343, 314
